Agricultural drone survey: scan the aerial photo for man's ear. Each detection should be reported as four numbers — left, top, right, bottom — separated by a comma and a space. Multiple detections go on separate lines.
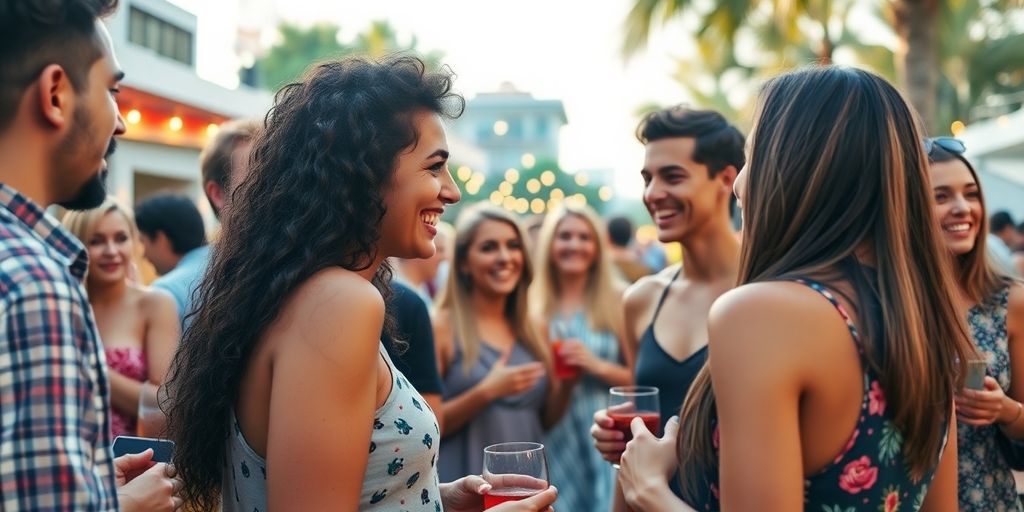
204, 180, 225, 214
35, 65, 76, 130
716, 165, 738, 193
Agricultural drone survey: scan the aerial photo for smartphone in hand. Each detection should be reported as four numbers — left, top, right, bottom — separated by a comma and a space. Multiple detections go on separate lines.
112, 436, 175, 463
965, 359, 988, 390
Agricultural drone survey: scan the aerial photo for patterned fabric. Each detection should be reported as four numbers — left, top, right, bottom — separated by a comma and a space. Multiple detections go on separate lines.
104, 347, 147, 437
688, 279, 945, 512
543, 310, 620, 512
0, 183, 117, 511
223, 343, 442, 511
958, 286, 1021, 512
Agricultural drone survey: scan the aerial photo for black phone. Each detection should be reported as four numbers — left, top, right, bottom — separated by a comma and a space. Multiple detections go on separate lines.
112, 436, 175, 463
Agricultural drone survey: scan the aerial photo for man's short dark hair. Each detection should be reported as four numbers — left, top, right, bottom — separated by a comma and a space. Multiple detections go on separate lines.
134, 193, 207, 255
991, 211, 1015, 234
607, 216, 634, 248
636, 106, 746, 178
0, 0, 120, 132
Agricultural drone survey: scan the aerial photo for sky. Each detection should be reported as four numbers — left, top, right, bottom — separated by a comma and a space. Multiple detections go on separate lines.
167, 0, 707, 199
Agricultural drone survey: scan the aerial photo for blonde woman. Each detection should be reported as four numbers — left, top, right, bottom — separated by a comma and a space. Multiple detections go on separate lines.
435, 204, 572, 483
63, 197, 180, 437
529, 204, 631, 511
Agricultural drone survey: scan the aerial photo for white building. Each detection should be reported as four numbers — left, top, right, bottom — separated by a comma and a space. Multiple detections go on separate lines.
961, 108, 1024, 220
103, 0, 272, 221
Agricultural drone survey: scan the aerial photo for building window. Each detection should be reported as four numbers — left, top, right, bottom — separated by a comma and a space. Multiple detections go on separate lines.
128, 7, 193, 66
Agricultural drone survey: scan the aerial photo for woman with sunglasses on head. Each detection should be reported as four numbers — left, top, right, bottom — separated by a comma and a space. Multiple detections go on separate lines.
926, 136, 1024, 512
615, 66, 972, 512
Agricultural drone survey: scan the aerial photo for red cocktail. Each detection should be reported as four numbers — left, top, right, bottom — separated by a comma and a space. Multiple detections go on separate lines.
483, 488, 540, 509
551, 340, 579, 379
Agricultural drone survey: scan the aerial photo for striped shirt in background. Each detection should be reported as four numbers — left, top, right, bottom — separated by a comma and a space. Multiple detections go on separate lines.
0, 183, 118, 511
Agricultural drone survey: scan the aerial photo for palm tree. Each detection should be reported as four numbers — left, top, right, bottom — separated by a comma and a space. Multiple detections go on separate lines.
624, 0, 1024, 133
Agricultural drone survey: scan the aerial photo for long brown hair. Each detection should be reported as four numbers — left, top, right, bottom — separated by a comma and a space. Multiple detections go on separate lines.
436, 204, 551, 372
677, 66, 973, 498
529, 204, 625, 337
928, 146, 1014, 304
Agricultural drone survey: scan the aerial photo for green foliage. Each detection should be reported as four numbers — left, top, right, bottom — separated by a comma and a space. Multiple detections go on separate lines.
442, 158, 612, 223
254, 20, 444, 91
879, 421, 904, 467
624, 0, 1024, 134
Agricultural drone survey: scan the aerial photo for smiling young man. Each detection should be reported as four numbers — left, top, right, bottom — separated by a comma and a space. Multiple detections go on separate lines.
590, 106, 745, 507
0, 1, 179, 510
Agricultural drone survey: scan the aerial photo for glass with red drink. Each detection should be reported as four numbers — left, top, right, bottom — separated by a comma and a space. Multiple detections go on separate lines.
550, 339, 580, 379
482, 442, 549, 509
607, 385, 661, 467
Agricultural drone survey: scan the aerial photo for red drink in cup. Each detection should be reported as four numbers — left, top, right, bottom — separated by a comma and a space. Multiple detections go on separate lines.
607, 410, 662, 442
483, 488, 540, 508
482, 442, 549, 510
551, 340, 579, 379
607, 386, 661, 467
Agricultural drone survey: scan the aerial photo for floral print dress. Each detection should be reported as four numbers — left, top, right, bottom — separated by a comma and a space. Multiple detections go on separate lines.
958, 286, 1021, 512
687, 279, 946, 512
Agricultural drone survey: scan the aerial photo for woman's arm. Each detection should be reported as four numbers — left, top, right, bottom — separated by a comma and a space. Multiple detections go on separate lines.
435, 311, 545, 436
709, 284, 821, 511
958, 284, 1024, 437
999, 284, 1024, 438
918, 408, 959, 512
108, 370, 144, 418
265, 271, 384, 511
141, 288, 180, 384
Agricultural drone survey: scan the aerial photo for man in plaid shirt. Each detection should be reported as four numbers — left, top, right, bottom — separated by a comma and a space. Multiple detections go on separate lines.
1, 1, 180, 509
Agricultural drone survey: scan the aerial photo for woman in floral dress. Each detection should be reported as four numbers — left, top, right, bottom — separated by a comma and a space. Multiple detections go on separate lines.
927, 137, 1024, 512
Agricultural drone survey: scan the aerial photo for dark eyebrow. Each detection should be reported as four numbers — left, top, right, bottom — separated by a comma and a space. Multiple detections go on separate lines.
657, 164, 690, 174
113, 70, 125, 82
427, 149, 449, 160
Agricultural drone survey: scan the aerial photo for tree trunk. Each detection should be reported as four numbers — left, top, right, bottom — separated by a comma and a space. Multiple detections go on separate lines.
892, 0, 941, 134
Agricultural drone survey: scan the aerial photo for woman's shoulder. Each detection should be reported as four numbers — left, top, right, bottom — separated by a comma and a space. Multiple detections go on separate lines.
708, 281, 857, 366
135, 285, 177, 316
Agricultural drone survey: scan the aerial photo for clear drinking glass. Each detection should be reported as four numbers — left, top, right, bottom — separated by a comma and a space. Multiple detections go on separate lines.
482, 442, 549, 509
136, 381, 168, 438
607, 385, 661, 467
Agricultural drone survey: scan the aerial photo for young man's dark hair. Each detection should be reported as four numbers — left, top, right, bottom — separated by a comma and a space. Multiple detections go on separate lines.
607, 215, 634, 248
135, 193, 207, 255
0, 0, 120, 131
991, 210, 1015, 234
636, 106, 746, 177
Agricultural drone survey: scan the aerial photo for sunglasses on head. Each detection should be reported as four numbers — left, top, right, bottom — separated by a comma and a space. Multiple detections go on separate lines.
924, 137, 966, 156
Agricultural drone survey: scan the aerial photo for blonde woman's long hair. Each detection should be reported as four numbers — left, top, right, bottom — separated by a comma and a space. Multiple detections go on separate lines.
529, 204, 624, 337
677, 66, 974, 499
436, 204, 551, 373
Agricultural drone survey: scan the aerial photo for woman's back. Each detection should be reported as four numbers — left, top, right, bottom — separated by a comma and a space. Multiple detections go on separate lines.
690, 276, 948, 510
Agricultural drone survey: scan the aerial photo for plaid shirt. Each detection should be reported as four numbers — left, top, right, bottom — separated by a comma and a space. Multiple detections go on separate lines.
0, 184, 118, 510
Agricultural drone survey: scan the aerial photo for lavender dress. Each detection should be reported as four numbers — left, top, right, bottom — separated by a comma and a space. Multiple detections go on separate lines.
438, 341, 548, 482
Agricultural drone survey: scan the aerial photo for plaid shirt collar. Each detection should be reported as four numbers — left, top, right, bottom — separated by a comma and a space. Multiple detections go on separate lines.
0, 183, 88, 280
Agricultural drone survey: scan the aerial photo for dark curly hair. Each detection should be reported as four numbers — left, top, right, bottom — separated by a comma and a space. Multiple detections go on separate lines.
0, 0, 119, 131
164, 55, 464, 510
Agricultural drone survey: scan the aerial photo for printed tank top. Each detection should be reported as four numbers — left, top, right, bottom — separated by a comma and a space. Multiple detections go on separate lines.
223, 343, 442, 511
688, 278, 947, 511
